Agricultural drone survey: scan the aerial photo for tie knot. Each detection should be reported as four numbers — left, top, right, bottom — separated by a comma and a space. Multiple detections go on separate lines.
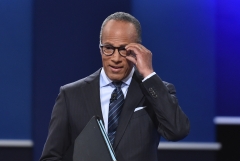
112, 81, 122, 89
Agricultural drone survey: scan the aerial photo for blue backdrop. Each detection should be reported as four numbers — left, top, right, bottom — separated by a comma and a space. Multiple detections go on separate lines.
216, 0, 240, 116
0, 0, 32, 139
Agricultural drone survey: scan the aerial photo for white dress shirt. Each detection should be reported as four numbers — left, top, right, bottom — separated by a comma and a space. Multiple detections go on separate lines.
99, 67, 156, 133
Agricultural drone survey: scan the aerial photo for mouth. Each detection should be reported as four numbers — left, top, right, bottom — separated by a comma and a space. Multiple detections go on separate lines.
109, 65, 123, 73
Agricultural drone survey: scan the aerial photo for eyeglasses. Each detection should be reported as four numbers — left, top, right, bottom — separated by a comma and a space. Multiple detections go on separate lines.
99, 44, 128, 57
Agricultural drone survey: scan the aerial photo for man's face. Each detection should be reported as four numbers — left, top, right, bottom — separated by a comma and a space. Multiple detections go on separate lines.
101, 20, 137, 81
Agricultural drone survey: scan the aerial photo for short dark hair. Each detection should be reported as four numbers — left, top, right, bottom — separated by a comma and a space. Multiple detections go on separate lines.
100, 12, 142, 43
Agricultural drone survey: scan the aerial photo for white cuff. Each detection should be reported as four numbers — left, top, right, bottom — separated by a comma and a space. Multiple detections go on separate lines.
142, 72, 156, 82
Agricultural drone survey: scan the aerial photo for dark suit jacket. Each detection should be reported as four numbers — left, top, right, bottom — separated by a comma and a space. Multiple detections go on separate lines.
40, 68, 190, 161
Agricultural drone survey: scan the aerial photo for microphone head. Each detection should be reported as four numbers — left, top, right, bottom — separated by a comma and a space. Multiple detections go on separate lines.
112, 92, 117, 99
110, 92, 117, 103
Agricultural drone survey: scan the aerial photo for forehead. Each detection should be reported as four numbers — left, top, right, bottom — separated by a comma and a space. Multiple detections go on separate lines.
101, 20, 137, 44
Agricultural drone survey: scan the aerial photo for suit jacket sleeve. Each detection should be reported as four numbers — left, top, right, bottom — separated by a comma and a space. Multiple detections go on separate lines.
141, 74, 190, 141
40, 86, 71, 161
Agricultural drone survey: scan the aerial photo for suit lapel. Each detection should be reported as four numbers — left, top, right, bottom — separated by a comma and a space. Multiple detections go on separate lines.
82, 69, 144, 149
113, 72, 144, 149
83, 68, 103, 120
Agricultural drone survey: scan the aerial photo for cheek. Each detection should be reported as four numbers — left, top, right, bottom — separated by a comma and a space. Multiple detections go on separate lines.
122, 60, 133, 76
125, 59, 133, 70
102, 56, 109, 66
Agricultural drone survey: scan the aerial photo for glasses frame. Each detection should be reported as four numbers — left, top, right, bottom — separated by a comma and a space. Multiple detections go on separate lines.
99, 44, 128, 57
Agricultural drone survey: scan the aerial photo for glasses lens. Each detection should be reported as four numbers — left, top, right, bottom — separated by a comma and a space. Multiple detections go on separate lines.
119, 48, 128, 57
103, 46, 114, 55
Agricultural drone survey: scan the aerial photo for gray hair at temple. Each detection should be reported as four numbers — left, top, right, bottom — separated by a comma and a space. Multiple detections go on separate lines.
100, 12, 142, 43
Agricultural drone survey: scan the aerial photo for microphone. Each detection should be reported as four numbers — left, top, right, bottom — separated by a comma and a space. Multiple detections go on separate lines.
110, 92, 117, 103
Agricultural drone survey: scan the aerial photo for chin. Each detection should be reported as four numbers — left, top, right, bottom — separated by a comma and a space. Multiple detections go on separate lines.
109, 75, 123, 82
110, 77, 122, 82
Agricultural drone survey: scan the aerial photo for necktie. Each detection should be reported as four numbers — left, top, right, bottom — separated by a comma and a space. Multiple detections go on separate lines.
108, 82, 124, 145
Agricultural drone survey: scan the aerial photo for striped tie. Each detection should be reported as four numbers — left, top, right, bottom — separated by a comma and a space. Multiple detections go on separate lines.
108, 82, 124, 145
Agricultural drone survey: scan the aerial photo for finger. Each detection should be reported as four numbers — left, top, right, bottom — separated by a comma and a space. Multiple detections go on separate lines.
126, 43, 147, 51
126, 55, 137, 65
125, 45, 148, 56
125, 46, 142, 56
126, 43, 141, 49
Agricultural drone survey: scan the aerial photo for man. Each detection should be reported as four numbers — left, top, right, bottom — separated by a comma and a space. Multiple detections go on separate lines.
40, 12, 190, 161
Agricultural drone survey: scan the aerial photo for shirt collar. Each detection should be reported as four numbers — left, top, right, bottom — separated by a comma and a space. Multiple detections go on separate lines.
100, 67, 134, 88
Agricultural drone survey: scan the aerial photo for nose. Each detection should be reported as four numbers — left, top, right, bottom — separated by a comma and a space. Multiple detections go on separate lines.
111, 49, 121, 63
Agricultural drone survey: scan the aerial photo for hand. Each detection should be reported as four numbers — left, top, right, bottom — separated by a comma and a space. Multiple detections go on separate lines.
125, 43, 154, 78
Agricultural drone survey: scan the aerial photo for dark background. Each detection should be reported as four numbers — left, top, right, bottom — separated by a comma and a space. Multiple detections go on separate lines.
1, 0, 239, 160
